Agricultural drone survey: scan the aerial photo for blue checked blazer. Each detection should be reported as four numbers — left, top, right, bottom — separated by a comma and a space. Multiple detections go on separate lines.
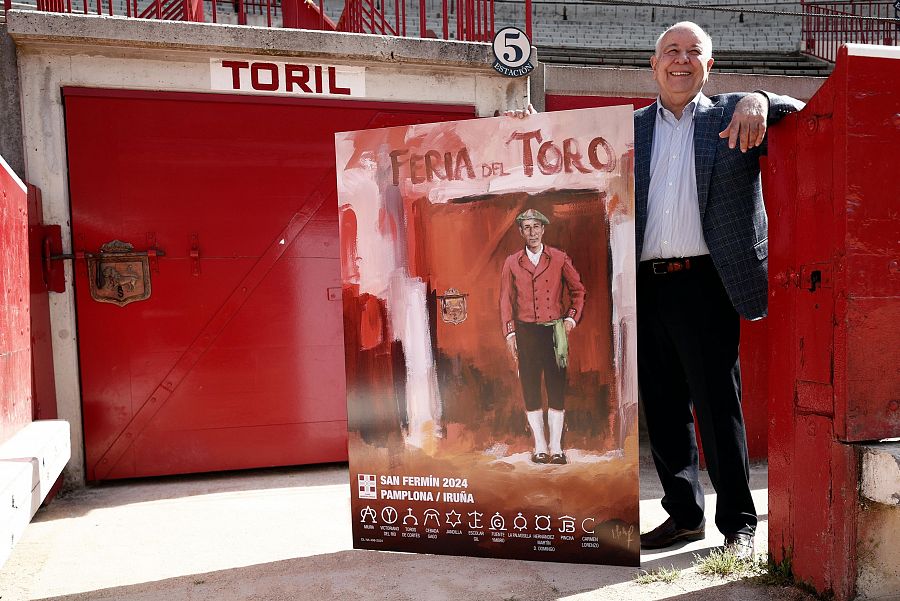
634, 92, 803, 320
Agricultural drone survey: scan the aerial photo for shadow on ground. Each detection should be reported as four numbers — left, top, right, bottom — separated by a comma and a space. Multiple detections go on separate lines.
41, 464, 350, 520
33, 548, 816, 601
35, 549, 638, 601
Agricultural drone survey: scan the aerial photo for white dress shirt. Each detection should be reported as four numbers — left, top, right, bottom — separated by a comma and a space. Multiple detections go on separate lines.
640, 94, 711, 261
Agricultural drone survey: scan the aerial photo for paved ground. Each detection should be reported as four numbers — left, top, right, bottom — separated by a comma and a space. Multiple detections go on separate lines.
0, 463, 817, 601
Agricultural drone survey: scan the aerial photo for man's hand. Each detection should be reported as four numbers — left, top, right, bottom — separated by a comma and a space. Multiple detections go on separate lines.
506, 334, 518, 363
719, 93, 768, 153
564, 320, 575, 334
502, 104, 536, 119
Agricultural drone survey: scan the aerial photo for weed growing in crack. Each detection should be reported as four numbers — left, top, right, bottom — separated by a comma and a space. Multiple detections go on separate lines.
694, 548, 760, 577
753, 554, 794, 586
634, 565, 681, 584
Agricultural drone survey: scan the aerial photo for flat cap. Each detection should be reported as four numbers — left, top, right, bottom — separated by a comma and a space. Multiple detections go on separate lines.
515, 208, 550, 225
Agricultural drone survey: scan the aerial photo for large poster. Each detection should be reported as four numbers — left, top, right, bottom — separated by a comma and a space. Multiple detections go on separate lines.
335, 107, 638, 566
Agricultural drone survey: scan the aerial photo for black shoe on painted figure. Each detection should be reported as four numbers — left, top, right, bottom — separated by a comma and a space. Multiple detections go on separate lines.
640, 517, 705, 549
723, 532, 755, 560
531, 452, 550, 464
549, 453, 567, 465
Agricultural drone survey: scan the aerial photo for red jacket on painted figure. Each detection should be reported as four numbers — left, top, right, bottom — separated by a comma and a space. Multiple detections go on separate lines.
499, 245, 586, 337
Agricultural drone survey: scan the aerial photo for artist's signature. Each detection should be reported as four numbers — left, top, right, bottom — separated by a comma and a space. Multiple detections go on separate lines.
611, 523, 636, 548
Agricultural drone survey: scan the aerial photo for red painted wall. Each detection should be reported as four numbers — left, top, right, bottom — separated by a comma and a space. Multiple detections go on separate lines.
547, 93, 768, 460
0, 156, 33, 444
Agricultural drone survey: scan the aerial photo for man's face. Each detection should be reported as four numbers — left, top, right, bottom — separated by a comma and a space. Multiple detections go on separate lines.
651, 26, 714, 109
519, 219, 545, 251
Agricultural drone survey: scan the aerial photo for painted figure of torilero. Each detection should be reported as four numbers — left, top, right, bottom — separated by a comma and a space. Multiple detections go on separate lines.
499, 209, 586, 465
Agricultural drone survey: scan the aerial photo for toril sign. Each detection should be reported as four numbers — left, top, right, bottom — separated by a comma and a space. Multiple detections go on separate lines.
211, 59, 366, 98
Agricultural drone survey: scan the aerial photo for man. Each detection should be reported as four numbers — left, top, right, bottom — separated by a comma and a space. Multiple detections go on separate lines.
499, 209, 586, 465
635, 22, 803, 558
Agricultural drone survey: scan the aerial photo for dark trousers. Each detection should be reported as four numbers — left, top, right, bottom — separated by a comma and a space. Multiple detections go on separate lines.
637, 256, 756, 536
516, 321, 566, 412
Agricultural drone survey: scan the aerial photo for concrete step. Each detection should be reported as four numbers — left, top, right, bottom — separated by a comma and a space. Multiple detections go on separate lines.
855, 442, 900, 600
0, 420, 71, 571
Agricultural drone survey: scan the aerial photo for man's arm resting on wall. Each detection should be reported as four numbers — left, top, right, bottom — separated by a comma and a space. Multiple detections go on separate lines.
719, 91, 805, 153
755, 90, 806, 125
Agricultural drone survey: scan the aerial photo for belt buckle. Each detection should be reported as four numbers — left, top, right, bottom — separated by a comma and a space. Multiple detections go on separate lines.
651, 261, 668, 275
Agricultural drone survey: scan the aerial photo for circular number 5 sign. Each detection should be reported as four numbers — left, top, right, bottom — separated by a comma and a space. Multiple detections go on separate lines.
491, 27, 534, 77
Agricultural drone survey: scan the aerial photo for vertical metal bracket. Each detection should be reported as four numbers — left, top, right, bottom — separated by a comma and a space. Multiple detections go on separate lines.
75, 233, 88, 280
190, 233, 201, 277
146, 232, 160, 273
41, 224, 67, 293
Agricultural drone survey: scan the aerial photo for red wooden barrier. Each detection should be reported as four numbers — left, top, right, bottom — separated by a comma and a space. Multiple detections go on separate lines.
767, 44, 900, 600
26, 186, 59, 422
0, 155, 33, 445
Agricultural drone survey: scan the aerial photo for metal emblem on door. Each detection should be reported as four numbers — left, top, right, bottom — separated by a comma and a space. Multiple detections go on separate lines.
86, 240, 153, 306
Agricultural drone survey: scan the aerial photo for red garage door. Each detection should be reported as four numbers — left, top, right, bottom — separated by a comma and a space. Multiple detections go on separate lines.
64, 89, 474, 480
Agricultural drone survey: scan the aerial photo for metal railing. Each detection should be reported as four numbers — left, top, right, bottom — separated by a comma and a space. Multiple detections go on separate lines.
337, 0, 496, 40
3, 0, 499, 41
20, 0, 201, 18
801, 0, 899, 62
206, 0, 279, 26
338, 0, 401, 35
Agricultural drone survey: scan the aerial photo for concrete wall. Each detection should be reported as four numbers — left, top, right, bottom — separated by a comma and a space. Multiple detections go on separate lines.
6, 10, 527, 488
539, 64, 827, 107
857, 443, 900, 599
0, 25, 25, 178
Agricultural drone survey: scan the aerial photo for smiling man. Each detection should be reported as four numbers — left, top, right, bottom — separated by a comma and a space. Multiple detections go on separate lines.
635, 22, 803, 559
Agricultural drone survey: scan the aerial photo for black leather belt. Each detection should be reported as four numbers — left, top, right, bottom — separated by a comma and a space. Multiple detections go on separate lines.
641, 256, 711, 275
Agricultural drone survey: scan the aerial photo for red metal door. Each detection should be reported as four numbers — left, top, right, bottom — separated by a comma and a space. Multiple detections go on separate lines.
63, 89, 474, 480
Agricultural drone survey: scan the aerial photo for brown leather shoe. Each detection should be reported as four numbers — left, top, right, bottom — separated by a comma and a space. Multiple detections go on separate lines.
640, 517, 705, 549
723, 532, 755, 560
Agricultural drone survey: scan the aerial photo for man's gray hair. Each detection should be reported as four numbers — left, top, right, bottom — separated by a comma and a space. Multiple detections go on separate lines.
654, 21, 714, 57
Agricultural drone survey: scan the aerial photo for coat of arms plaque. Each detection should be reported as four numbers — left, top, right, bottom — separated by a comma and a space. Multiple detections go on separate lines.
86, 240, 152, 307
